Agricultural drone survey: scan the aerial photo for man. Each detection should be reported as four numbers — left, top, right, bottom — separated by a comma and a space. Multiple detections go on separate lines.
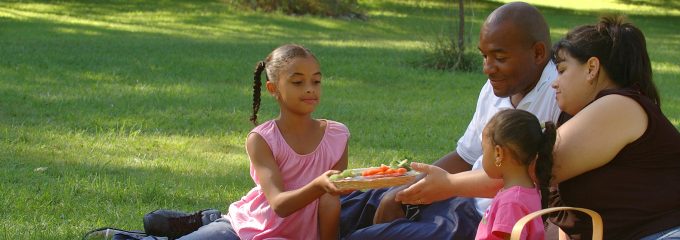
340, 2, 560, 239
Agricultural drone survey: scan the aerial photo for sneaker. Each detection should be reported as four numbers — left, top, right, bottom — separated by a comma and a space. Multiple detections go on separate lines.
143, 208, 221, 239
199, 209, 222, 224
113, 234, 168, 240
404, 204, 422, 221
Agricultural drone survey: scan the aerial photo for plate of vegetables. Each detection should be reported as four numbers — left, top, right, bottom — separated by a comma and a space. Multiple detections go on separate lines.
330, 159, 420, 190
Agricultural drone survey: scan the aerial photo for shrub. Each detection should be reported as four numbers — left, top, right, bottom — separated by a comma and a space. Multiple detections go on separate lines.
419, 31, 480, 72
229, 0, 364, 19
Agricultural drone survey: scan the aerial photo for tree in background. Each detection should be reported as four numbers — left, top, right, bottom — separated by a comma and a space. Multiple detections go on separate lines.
421, 0, 478, 72
455, 0, 465, 70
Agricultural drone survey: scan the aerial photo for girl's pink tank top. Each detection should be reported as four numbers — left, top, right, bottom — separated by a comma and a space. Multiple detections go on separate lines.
227, 119, 349, 240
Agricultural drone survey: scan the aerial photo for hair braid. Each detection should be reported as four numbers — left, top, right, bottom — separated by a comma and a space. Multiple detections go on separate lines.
536, 121, 556, 221
250, 61, 266, 125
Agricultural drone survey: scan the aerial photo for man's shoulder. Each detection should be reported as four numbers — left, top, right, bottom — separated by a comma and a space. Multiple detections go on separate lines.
538, 60, 558, 88
477, 80, 498, 101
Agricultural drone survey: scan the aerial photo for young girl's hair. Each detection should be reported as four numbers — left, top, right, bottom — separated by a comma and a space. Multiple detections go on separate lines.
552, 15, 659, 106
250, 44, 318, 125
485, 109, 557, 213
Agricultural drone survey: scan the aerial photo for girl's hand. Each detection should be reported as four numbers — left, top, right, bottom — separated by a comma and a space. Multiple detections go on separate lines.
395, 162, 452, 205
314, 170, 348, 195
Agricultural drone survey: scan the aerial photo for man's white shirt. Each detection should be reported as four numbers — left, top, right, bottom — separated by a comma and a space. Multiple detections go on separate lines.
455, 61, 560, 215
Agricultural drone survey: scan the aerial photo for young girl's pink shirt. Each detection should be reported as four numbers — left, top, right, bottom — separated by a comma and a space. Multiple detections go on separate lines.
475, 186, 545, 240
227, 120, 349, 240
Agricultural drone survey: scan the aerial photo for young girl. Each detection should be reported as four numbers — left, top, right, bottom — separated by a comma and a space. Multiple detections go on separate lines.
120, 44, 347, 240
221, 44, 350, 240
475, 109, 556, 240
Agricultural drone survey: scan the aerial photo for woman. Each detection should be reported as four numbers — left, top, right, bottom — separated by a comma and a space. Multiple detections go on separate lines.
550, 16, 680, 239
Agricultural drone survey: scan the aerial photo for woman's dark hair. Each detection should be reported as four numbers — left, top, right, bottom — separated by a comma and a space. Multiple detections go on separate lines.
486, 109, 556, 220
250, 44, 317, 125
552, 15, 660, 106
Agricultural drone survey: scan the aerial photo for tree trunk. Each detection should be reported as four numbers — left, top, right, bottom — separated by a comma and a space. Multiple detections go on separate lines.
457, 0, 464, 68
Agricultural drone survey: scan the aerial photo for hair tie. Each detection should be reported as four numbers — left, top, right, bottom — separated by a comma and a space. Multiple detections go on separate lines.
258, 61, 266, 69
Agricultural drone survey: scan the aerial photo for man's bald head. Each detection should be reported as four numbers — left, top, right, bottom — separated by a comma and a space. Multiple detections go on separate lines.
477, 2, 552, 98
484, 2, 551, 50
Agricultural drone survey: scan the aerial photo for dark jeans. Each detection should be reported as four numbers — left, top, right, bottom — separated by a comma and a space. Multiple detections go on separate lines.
340, 188, 481, 240
640, 226, 680, 240
175, 217, 239, 240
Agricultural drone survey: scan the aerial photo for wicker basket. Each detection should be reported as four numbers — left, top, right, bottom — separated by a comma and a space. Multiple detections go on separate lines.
332, 170, 419, 190
510, 207, 603, 240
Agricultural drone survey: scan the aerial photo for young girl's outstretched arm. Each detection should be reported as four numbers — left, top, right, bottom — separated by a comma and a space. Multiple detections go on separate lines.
246, 132, 344, 218
319, 142, 348, 240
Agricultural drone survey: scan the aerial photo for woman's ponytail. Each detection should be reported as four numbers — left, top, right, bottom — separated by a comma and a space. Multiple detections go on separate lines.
601, 15, 659, 106
536, 121, 556, 221
250, 61, 266, 125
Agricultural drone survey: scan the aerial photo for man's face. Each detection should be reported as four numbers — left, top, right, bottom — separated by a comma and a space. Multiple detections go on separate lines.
478, 22, 539, 98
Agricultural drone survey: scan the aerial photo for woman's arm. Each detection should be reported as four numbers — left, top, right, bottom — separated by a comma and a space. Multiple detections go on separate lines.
246, 133, 341, 218
552, 94, 647, 183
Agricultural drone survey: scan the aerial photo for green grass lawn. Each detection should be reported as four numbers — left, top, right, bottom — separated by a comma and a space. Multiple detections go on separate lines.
1, 0, 679, 238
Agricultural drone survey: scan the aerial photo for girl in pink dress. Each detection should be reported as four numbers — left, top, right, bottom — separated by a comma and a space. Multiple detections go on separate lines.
475, 109, 555, 240
226, 44, 350, 240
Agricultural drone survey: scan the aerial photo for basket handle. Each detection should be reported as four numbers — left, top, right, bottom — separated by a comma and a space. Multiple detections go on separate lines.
510, 207, 603, 240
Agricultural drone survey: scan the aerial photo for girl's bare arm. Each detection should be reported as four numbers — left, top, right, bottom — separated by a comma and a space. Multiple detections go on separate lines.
247, 133, 340, 218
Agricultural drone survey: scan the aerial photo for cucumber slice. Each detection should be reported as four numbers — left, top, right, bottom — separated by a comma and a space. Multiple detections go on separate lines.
397, 159, 411, 171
